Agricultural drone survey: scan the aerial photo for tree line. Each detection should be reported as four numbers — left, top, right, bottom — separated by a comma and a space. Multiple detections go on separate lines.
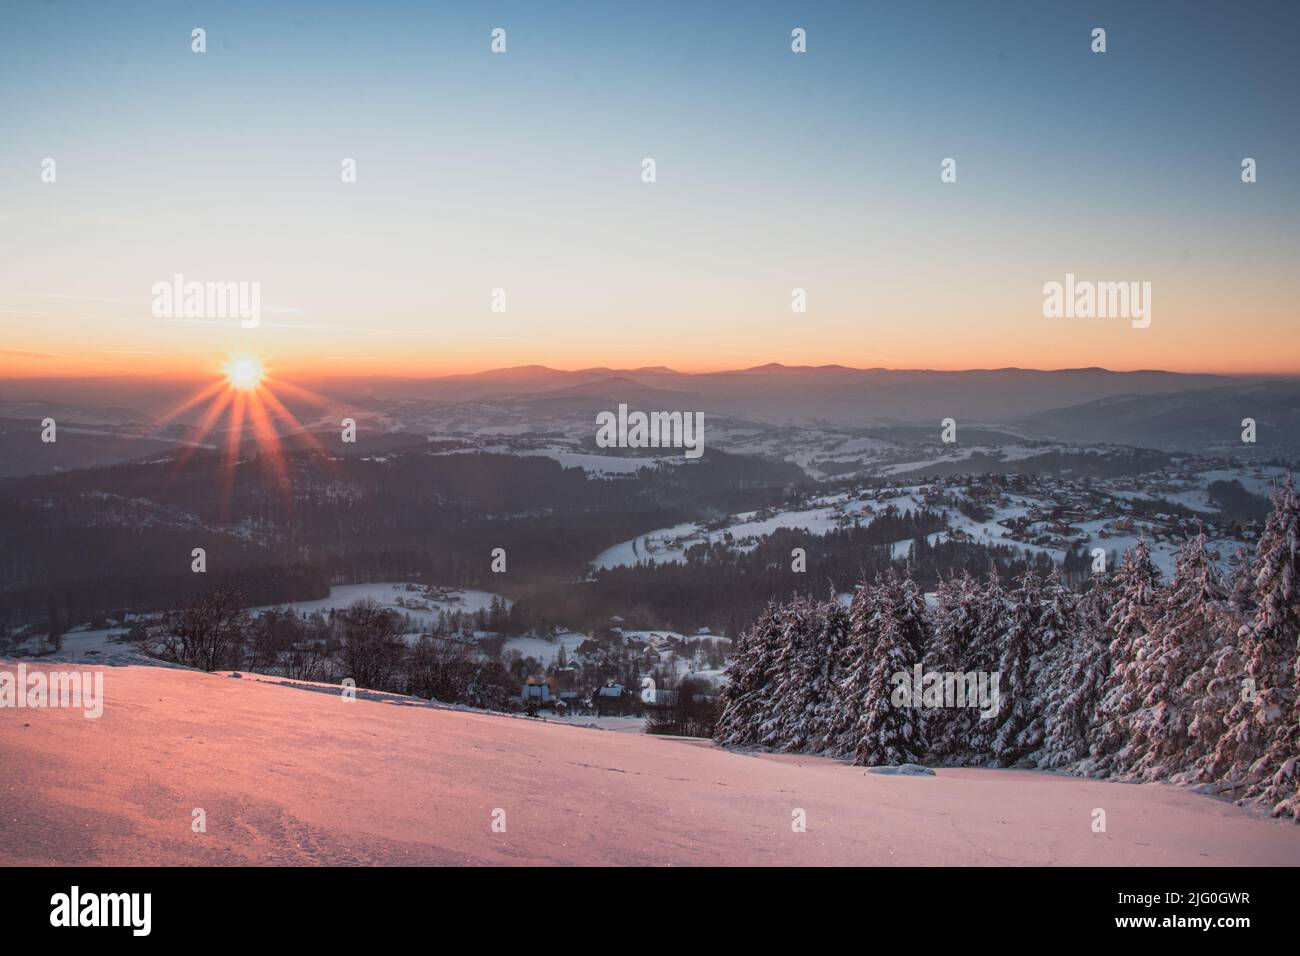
0, 447, 802, 627
716, 480, 1300, 821
129, 593, 521, 712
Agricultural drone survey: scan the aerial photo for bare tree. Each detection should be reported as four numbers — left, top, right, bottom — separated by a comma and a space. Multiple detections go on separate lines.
404, 636, 517, 710
338, 600, 405, 691
404, 635, 477, 702
140, 588, 250, 671
646, 677, 718, 738
248, 609, 331, 681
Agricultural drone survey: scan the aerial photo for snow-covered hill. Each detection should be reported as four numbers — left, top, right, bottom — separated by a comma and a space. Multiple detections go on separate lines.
3, 662, 1298, 866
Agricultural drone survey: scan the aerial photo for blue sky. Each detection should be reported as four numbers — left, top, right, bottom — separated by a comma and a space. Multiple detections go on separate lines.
2, 0, 1297, 376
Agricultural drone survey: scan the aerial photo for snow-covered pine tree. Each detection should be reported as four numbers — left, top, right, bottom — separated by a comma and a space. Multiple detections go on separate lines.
1021, 568, 1082, 769
925, 573, 982, 765
1128, 533, 1228, 781
964, 570, 1010, 765
1228, 545, 1259, 621
1040, 567, 1080, 650
896, 568, 936, 757
1092, 538, 1163, 776
1182, 548, 1253, 785
1241, 478, 1300, 819
828, 576, 889, 757
764, 593, 846, 753
757, 594, 819, 750
990, 570, 1054, 766
1037, 572, 1110, 772
714, 602, 786, 748
852, 570, 930, 767
1209, 483, 1299, 798
807, 593, 851, 753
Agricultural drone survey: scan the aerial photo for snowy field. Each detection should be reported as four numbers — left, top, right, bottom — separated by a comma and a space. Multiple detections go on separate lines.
249, 583, 508, 628
3, 662, 1298, 866
591, 469, 1273, 578
429, 441, 672, 476
515, 447, 665, 475
534, 713, 647, 734
502, 631, 587, 666
591, 494, 880, 570
31, 626, 136, 662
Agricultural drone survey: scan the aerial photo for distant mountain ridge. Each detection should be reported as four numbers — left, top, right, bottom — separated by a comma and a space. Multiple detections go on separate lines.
390, 364, 1259, 427
1019, 379, 1300, 448
3, 364, 1293, 433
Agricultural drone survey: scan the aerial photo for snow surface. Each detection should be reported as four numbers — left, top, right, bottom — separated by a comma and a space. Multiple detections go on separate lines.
3, 661, 1298, 866
502, 632, 587, 666
591, 497, 876, 570
21, 627, 134, 662
248, 583, 507, 628
515, 447, 664, 475
868, 764, 936, 776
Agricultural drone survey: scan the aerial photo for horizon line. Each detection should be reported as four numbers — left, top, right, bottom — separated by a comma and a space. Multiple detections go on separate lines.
2, 362, 1299, 384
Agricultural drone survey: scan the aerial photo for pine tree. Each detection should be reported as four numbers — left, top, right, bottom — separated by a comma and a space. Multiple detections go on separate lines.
762, 594, 833, 751
1038, 574, 1111, 772
1129, 533, 1227, 781
1183, 548, 1253, 785
1092, 539, 1163, 776
807, 594, 851, 753
894, 570, 936, 758
851, 571, 929, 767
925, 573, 983, 764
753, 599, 802, 749
1003, 567, 1076, 770
1241, 479, 1300, 818
964, 570, 1010, 765
1210, 482, 1299, 798
714, 602, 785, 748
991, 570, 1069, 766
828, 577, 888, 757
1228, 545, 1258, 620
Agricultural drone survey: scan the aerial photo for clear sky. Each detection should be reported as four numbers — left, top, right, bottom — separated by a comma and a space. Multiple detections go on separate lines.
2, 0, 1297, 380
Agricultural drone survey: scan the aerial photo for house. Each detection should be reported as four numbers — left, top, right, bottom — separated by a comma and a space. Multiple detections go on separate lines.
593, 684, 637, 717
521, 676, 552, 706
642, 687, 679, 708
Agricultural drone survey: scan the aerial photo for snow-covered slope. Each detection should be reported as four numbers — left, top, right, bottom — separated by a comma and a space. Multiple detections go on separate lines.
2, 662, 1298, 866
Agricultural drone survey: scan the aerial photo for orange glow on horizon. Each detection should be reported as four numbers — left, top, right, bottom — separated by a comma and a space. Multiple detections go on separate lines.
3, 340, 1300, 381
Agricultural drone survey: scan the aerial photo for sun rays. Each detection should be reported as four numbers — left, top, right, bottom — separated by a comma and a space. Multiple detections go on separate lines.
154, 354, 337, 503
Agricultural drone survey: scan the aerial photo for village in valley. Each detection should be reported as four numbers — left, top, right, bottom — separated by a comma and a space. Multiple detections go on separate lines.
9, 447, 1285, 735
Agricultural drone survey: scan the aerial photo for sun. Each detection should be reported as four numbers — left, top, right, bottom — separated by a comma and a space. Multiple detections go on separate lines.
153, 354, 336, 509
223, 354, 265, 391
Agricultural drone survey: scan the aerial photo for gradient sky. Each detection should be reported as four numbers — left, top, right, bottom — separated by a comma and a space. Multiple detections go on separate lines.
2, 0, 1298, 380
